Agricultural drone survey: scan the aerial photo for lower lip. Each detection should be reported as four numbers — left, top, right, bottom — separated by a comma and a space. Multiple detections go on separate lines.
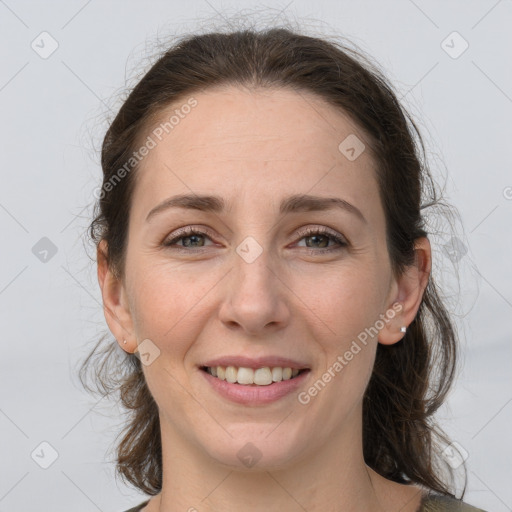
199, 368, 310, 405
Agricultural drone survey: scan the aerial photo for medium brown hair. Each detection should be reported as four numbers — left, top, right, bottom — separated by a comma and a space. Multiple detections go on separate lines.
81, 24, 465, 497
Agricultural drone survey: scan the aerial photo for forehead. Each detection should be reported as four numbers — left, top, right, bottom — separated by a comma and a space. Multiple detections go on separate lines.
145, 85, 368, 160
132, 85, 381, 222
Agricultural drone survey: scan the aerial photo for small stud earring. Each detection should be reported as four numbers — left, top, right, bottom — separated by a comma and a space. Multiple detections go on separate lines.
400, 326, 407, 333
123, 339, 127, 344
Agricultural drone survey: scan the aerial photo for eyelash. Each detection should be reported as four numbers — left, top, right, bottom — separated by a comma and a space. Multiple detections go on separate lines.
162, 226, 348, 254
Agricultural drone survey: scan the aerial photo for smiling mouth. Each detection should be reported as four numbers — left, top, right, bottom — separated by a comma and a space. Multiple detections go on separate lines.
200, 366, 310, 386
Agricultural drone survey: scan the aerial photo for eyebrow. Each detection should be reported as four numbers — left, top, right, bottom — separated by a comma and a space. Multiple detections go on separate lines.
145, 193, 367, 224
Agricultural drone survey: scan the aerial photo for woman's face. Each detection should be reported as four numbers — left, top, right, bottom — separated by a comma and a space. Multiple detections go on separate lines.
106, 86, 416, 470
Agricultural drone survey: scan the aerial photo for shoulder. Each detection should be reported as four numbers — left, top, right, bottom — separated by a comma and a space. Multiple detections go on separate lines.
420, 493, 488, 512
120, 500, 150, 512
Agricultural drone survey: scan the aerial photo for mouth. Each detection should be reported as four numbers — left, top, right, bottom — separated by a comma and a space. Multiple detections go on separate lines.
199, 364, 311, 405
200, 365, 310, 386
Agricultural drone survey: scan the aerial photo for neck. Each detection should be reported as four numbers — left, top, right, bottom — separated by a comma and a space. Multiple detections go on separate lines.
152, 405, 416, 512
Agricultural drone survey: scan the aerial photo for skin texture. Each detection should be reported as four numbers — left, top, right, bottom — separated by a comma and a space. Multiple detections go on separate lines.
98, 86, 431, 512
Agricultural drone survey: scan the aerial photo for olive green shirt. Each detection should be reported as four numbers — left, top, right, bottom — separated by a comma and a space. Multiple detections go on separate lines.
122, 493, 487, 511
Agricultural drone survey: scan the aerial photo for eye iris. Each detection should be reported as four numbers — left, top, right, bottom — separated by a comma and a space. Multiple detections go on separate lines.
306, 234, 329, 248
182, 234, 204, 247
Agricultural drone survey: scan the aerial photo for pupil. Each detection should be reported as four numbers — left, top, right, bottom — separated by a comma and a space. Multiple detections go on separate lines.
184, 235, 203, 247
307, 235, 327, 248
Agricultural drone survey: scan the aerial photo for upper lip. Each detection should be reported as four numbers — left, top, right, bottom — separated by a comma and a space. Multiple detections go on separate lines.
201, 356, 310, 370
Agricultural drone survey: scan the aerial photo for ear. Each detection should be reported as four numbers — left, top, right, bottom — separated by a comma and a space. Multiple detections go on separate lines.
378, 237, 432, 346
97, 240, 137, 354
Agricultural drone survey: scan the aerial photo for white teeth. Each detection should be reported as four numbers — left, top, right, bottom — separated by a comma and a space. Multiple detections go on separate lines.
282, 367, 292, 380
254, 367, 272, 385
271, 367, 282, 382
205, 365, 305, 385
237, 367, 254, 385
225, 366, 237, 383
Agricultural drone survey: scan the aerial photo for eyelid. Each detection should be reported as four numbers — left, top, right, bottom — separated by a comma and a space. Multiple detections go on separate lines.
163, 225, 218, 245
294, 225, 348, 243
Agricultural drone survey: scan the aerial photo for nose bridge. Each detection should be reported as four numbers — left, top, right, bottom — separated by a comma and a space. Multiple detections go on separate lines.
230, 199, 276, 275
233, 232, 278, 301
219, 230, 289, 334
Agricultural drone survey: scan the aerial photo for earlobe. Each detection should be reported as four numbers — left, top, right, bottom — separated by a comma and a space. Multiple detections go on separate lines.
96, 240, 137, 354
377, 301, 409, 346
378, 237, 432, 346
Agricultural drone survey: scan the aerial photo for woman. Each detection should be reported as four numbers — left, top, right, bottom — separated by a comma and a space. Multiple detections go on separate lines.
81, 26, 487, 512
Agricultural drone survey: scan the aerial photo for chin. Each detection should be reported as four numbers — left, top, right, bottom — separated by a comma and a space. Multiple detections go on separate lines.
203, 433, 305, 472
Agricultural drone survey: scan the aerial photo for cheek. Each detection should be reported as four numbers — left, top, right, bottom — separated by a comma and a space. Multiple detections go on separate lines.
294, 265, 383, 401
127, 259, 218, 348
295, 264, 384, 345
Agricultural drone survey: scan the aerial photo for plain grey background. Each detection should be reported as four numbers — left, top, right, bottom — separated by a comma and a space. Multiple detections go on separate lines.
0, 1, 511, 511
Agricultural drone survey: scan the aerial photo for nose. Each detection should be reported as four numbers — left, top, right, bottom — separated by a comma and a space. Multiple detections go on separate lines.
218, 246, 291, 336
